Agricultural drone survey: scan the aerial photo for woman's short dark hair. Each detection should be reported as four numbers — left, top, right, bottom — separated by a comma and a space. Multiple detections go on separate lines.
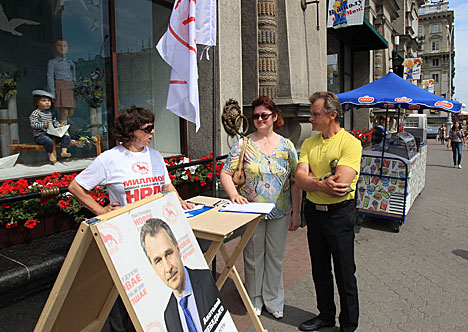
251, 95, 284, 130
114, 106, 155, 143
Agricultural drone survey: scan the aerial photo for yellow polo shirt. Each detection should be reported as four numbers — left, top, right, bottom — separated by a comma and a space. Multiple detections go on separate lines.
299, 128, 362, 204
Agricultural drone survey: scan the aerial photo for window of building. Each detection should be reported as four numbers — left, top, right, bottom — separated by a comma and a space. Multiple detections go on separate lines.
418, 26, 424, 37
432, 41, 440, 51
431, 24, 440, 33
0, 0, 180, 178
432, 73, 439, 83
432, 58, 440, 67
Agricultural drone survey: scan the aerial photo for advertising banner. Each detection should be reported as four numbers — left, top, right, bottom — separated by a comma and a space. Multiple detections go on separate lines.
403, 58, 422, 80
421, 79, 435, 94
327, 0, 364, 29
97, 192, 237, 332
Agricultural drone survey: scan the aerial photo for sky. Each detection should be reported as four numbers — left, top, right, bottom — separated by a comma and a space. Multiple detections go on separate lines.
451, 0, 468, 107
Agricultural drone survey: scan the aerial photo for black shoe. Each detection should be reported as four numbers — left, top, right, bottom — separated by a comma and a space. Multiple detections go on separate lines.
341, 328, 356, 332
299, 317, 335, 331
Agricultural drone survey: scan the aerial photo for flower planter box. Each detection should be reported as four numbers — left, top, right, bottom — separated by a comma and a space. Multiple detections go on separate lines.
0, 212, 78, 249
175, 181, 212, 199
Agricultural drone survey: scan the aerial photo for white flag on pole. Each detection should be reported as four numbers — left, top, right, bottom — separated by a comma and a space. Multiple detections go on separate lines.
157, 0, 216, 132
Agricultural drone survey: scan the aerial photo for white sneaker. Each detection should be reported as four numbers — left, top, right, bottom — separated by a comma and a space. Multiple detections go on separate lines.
254, 307, 262, 316
271, 310, 284, 319
458, 164, 462, 169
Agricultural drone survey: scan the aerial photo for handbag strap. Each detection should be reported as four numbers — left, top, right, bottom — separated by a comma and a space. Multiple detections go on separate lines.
235, 137, 248, 172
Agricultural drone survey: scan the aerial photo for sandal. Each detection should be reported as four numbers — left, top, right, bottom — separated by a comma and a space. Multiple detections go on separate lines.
61, 152, 72, 158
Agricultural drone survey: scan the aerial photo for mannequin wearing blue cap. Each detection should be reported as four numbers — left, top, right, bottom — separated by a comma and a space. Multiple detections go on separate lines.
29, 90, 71, 164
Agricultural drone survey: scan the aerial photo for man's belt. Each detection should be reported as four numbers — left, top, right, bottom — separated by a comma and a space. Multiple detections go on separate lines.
307, 199, 353, 212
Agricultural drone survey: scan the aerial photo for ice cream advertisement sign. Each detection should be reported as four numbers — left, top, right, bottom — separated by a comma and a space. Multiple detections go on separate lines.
327, 0, 364, 29
435, 101, 453, 109
395, 97, 412, 102
358, 96, 374, 103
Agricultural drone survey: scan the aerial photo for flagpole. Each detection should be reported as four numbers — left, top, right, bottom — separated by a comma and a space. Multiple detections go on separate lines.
211, 44, 218, 197
211, 0, 218, 198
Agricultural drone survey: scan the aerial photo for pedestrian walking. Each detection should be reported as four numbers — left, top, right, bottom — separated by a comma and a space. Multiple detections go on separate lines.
438, 123, 447, 144
447, 121, 466, 169
296, 91, 362, 332
220, 95, 301, 320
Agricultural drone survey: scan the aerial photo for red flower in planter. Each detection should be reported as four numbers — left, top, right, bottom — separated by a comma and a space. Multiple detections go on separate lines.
25, 219, 37, 229
59, 200, 70, 209
6, 222, 17, 229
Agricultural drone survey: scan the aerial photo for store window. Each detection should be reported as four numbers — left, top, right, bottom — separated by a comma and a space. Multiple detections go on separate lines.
327, 36, 341, 94
115, 0, 179, 156
0, 0, 178, 179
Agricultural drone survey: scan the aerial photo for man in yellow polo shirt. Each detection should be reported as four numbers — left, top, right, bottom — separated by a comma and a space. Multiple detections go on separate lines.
296, 91, 361, 332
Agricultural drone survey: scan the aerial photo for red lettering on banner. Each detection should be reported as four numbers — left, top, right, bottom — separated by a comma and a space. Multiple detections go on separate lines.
183, 16, 196, 25
170, 80, 188, 84
130, 288, 148, 305
126, 189, 140, 203
140, 187, 153, 199
169, 22, 196, 53
154, 186, 162, 194
124, 274, 142, 291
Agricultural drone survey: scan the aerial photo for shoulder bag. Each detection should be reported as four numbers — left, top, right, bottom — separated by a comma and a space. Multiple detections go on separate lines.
232, 137, 247, 186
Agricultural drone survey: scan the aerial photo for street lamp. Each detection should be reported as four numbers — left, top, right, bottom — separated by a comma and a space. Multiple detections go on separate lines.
446, 22, 455, 131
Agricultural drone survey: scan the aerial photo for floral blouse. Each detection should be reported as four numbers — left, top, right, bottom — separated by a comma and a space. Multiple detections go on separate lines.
223, 135, 298, 219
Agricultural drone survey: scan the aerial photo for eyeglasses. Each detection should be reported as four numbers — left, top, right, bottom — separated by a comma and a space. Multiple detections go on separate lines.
139, 124, 154, 133
252, 113, 273, 121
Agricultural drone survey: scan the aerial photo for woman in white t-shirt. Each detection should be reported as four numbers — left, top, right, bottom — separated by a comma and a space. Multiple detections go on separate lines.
68, 106, 194, 332
69, 106, 194, 215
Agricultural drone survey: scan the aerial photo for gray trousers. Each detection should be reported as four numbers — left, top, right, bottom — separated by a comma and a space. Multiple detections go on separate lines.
243, 214, 289, 313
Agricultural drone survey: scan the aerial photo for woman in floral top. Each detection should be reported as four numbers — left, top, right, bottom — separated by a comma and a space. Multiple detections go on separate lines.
220, 96, 301, 319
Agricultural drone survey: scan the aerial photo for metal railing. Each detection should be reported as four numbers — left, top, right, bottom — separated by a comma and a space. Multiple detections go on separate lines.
0, 154, 228, 205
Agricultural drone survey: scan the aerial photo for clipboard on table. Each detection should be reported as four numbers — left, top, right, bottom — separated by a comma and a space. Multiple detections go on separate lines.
219, 202, 275, 214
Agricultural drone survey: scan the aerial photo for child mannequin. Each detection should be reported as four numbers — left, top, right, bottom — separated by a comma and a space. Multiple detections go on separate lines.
29, 90, 72, 164
47, 38, 76, 123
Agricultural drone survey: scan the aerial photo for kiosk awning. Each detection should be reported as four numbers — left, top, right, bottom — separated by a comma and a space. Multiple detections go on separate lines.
328, 17, 389, 52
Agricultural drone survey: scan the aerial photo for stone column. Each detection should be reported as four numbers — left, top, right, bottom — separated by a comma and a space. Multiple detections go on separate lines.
258, 0, 278, 98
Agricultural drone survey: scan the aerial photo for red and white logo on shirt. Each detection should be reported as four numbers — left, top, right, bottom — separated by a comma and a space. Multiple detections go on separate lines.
132, 162, 149, 174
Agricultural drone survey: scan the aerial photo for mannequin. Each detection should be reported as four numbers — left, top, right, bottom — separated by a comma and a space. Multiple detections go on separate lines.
47, 38, 76, 123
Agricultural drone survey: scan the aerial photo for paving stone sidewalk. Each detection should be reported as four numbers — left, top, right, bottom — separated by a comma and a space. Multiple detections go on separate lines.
232, 140, 468, 332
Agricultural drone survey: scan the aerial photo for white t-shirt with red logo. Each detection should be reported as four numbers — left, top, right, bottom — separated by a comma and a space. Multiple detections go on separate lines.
75, 145, 170, 206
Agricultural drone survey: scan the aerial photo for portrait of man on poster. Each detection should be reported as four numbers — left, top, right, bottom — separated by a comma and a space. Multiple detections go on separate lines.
140, 218, 223, 332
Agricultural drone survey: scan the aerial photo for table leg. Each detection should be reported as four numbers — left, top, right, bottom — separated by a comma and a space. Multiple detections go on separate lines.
203, 240, 223, 267
216, 216, 261, 288
219, 245, 268, 332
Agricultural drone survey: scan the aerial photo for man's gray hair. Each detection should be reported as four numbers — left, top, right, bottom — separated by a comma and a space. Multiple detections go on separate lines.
140, 218, 178, 262
309, 91, 343, 122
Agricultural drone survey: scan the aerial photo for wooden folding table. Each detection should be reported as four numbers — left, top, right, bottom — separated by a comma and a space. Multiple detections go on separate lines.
188, 196, 267, 332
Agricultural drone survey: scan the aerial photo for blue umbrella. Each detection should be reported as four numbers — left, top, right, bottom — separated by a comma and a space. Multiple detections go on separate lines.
337, 71, 462, 112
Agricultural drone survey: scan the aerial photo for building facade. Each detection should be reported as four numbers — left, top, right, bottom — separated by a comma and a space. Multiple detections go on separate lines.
418, 0, 454, 100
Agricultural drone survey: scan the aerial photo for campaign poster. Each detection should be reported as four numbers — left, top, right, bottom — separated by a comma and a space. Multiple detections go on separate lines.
421, 79, 435, 93
327, 0, 364, 29
96, 192, 237, 332
403, 58, 422, 80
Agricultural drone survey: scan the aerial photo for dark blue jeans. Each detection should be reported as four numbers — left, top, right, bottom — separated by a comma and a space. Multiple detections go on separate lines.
34, 134, 71, 153
451, 142, 462, 165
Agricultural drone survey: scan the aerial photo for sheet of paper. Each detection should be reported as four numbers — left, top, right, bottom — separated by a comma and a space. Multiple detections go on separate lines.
0, 153, 19, 169
219, 202, 275, 214
47, 124, 70, 137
